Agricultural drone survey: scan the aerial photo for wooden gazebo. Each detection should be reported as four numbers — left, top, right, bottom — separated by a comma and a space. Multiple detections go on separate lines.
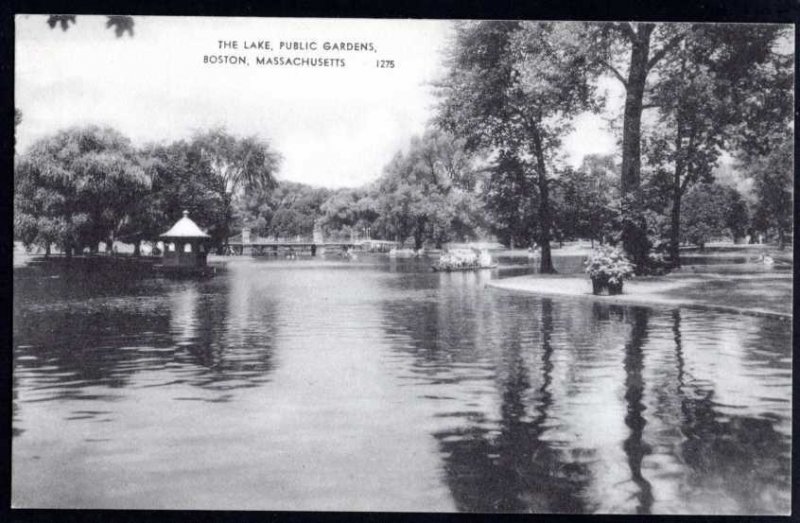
157, 210, 213, 276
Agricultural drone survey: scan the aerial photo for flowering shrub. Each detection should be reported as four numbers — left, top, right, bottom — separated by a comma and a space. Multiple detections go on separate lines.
437, 249, 478, 269
584, 245, 634, 285
434, 248, 493, 270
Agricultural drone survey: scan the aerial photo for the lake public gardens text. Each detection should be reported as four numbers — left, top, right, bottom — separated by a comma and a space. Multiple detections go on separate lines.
204, 39, 394, 68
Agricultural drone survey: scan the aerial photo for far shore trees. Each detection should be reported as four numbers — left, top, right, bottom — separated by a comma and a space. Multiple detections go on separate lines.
14, 125, 150, 256
124, 140, 229, 252
438, 21, 600, 273
14, 23, 793, 259
14, 126, 279, 255
366, 130, 484, 249
553, 155, 619, 248
235, 182, 331, 240
189, 128, 281, 251
483, 152, 536, 249
680, 182, 737, 250
746, 136, 793, 249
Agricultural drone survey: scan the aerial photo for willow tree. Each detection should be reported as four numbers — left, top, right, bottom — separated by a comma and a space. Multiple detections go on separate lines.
14, 126, 149, 256
189, 128, 281, 248
437, 21, 599, 273
367, 130, 483, 249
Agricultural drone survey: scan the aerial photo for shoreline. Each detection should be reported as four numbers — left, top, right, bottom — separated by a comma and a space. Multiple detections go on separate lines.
487, 273, 792, 320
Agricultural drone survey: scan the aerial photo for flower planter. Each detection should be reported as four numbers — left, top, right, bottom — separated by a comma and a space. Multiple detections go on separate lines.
585, 246, 634, 297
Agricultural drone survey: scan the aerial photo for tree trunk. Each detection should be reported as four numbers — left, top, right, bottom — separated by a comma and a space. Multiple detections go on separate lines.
133, 240, 141, 257
531, 123, 555, 274
669, 124, 685, 269
45, 243, 51, 257
414, 218, 426, 251
620, 24, 654, 274
778, 227, 785, 250
669, 191, 682, 268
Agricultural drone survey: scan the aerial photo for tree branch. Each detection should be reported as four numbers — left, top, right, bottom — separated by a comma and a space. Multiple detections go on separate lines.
600, 59, 628, 88
647, 33, 686, 71
612, 22, 636, 41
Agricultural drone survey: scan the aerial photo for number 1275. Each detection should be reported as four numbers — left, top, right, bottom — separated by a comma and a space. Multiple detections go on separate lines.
376, 60, 395, 68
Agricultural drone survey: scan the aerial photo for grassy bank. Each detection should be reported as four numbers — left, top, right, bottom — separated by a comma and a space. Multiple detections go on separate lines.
488, 264, 792, 318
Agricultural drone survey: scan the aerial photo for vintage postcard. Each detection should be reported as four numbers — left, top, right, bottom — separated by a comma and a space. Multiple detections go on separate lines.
12, 15, 793, 513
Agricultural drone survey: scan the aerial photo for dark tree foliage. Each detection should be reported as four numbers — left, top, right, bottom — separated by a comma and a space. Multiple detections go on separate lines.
122, 140, 228, 251
364, 130, 484, 249
188, 128, 281, 248
483, 152, 536, 249
235, 182, 331, 240
14, 126, 149, 255
583, 22, 791, 269
438, 21, 600, 271
46, 15, 76, 31
747, 136, 793, 249
552, 155, 619, 246
644, 24, 790, 266
46, 15, 135, 38
680, 182, 735, 250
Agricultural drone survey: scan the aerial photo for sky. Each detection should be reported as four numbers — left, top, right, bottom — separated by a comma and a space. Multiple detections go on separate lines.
15, 15, 620, 188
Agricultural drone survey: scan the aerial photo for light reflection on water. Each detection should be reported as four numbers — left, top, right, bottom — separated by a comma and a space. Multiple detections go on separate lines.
12, 257, 792, 513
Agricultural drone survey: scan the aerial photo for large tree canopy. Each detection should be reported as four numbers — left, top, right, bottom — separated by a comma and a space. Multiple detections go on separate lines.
188, 128, 281, 247
15, 125, 149, 255
582, 22, 791, 269
437, 21, 600, 272
366, 130, 484, 249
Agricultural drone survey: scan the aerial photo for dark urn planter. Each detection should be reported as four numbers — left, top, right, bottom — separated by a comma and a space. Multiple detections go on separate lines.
607, 280, 623, 295
591, 277, 607, 295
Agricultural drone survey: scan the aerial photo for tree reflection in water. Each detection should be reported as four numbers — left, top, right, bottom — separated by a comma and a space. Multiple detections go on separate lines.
385, 281, 791, 514
433, 299, 592, 513
12, 261, 791, 512
620, 306, 654, 514
13, 269, 278, 407
167, 276, 277, 398
666, 309, 791, 513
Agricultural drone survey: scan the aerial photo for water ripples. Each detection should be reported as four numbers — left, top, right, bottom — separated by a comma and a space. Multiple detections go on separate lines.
12, 258, 792, 513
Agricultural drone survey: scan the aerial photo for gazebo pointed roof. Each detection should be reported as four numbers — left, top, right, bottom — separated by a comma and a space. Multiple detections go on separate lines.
160, 211, 210, 238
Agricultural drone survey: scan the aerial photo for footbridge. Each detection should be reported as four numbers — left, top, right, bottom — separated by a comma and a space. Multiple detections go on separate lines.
225, 230, 397, 256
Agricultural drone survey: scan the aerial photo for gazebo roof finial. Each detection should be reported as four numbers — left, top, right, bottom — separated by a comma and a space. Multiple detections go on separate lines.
160, 209, 210, 239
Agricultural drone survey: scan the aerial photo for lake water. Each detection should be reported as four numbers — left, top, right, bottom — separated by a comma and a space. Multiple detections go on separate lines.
12, 256, 792, 513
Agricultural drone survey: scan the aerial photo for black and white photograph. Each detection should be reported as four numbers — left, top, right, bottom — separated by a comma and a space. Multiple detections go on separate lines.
11, 14, 794, 514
